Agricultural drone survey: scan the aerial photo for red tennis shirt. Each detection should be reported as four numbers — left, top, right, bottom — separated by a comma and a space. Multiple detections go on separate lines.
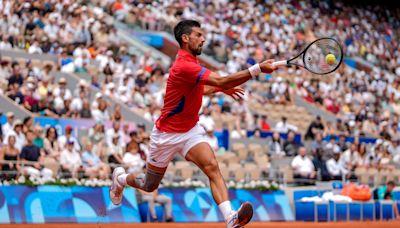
155, 49, 211, 132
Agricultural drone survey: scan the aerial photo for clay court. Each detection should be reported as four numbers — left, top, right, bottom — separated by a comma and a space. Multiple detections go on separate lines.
1, 221, 400, 228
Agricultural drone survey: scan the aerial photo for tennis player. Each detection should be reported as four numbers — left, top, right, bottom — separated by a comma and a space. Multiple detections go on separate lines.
110, 20, 276, 227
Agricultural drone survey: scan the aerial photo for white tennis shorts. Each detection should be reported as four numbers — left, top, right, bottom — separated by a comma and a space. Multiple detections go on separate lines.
147, 124, 208, 168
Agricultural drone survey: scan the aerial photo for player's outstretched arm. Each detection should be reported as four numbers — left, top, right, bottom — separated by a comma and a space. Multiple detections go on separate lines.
205, 59, 276, 90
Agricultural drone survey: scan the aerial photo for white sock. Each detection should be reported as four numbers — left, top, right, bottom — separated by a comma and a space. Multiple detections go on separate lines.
117, 174, 128, 186
218, 201, 234, 221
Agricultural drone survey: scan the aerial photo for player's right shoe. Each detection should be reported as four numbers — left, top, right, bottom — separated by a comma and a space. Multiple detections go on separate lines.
109, 167, 126, 205
226, 202, 253, 228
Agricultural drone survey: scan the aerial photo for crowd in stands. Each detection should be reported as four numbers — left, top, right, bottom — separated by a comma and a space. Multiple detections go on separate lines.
109, 0, 400, 75
0, 111, 152, 182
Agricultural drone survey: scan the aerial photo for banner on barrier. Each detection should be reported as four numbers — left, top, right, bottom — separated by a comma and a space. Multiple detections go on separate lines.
0, 186, 141, 223
159, 188, 294, 222
0, 186, 293, 223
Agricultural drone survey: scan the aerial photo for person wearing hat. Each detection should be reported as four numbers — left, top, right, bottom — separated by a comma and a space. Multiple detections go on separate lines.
73, 79, 89, 97
2, 112, 15, 135
2, 120, 26, 151
58, 125, 81, 151
53, 77, 72, 100
60, 139, 84, 178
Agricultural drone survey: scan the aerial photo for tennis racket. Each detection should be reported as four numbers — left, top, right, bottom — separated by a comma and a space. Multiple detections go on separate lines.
272, 38, 343, 75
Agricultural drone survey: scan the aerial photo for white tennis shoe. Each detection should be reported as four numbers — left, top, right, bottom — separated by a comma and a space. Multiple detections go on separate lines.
109, 167, 126, 205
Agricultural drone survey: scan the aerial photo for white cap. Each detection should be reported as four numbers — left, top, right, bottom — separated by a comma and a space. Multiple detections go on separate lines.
79, 79, 87, 87
107, 83, 115, 90
118, 86, 127, 93
95, 92, 103, 99
124, 68, 133, 75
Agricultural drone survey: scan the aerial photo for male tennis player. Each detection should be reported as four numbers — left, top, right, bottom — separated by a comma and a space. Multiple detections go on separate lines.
110, 20, 276, 227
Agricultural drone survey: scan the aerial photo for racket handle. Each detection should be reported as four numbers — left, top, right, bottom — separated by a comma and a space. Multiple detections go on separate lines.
272, 60, 288, 67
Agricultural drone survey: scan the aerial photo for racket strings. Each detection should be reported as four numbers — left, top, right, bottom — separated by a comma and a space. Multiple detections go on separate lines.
303, 39, 342, 75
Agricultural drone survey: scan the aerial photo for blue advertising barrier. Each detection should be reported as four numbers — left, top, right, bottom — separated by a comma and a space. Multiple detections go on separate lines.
133, 32, 164, 48
0, 186, 293, 223
159, 188, 293, 222
0, 186, 141, 223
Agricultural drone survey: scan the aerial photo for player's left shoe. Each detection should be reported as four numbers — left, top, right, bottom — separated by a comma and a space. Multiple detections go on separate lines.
226, 202, 253, 228
109, 167, 126, 205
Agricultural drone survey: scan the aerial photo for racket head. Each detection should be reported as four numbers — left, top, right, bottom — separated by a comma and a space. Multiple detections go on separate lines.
288, 38, 343, 75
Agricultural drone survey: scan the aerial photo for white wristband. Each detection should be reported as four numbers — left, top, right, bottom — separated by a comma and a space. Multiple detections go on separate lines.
248, 64, 261, 78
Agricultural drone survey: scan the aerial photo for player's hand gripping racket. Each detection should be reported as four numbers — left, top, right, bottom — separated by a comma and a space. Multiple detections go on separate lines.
272, 37, 343, 75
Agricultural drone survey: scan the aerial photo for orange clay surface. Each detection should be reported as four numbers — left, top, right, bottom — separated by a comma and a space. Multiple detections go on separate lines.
1, 221, 400, 228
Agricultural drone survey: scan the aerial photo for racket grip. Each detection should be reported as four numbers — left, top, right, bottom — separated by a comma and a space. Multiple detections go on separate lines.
272, 60, 288, 67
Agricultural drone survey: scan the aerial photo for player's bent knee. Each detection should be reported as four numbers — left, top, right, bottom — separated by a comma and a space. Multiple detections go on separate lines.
203, 159, 220, 178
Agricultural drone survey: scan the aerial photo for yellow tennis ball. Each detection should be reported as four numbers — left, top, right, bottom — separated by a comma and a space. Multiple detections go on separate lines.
326, 54, 336, 65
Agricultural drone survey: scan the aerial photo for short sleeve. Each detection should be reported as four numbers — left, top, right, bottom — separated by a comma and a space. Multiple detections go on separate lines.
20, 148, 27, 160
174, 62, 211, 85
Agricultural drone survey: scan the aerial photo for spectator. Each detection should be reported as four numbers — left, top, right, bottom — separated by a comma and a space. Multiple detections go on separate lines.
338, 134, 350, 152
139, 189, 174, 222
0, 134, 20, 180
312, 148, 331, 181
199, 107, 215, 132
274, 116, 297, 133
89, 123, 105, 144
58, 125, 81, 151
268, 131, 285, 157
106, 121, 123, 147
6, 83, 24, 104
92, 99, 110, 123
260, 115, 271, 131
305, 116, 324, 141
374, 181, 400, 219
204, 125, 219, 152
108, 133, 124, 165
340, 143, 362, 178
81, 141, 110, 180
22, 117, 33, 134
326, 147, 347, 180
20, 130, 53, 180
33, 125, 44, 149
123, 141, 145, 174
60, 140, 83, 178
13, 120, 26, 151
310, 132, 324, 155
291, 147, 316, 180
43, 127, 61, 161
283, 130, 299, 157
2, 112, 14, 134
53, 77, 72, 101
80, 99, 92, 118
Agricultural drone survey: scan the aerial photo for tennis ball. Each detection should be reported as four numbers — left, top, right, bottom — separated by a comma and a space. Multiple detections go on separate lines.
326, 54, 336, 65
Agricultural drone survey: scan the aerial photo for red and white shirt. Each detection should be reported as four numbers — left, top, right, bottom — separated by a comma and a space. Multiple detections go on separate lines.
155, 49, 211, 132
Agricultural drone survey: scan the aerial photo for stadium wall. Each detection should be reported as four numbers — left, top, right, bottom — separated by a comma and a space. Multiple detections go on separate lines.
0, 186, 293, 224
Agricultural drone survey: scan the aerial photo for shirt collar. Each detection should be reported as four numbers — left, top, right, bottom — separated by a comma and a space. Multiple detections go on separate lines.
177, 49, 198, 63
